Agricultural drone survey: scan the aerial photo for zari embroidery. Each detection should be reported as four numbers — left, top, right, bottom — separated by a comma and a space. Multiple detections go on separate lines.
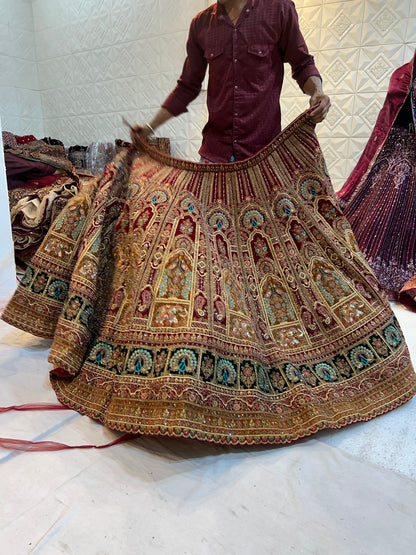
2, 113, 415, 445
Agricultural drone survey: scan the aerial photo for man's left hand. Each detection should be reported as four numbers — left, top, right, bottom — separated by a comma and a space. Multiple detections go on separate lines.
308, 93, 331, 123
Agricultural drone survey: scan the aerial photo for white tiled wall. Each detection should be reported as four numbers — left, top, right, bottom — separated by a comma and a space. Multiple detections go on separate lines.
0, 0, 44, 137
32, 0, 208, 158
286, 0, 416, 190
0, 1, 415, 189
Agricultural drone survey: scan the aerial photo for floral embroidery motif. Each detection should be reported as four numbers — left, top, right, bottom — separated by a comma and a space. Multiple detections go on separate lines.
65, 296, 83, 320
240, 362, 257, 388
179, 217, 195, 236
262, 276, 296, 325
200, 353, 215, 382
158, 253, 192, 300
32, 272, 48, 294
311, 262, 352, 305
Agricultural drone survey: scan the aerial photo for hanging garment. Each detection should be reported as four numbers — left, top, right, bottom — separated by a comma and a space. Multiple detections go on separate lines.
337, 51, 416, 304
2, 112, 415, 446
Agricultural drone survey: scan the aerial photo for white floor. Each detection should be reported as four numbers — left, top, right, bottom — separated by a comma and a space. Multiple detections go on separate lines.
0, 286, 415, 554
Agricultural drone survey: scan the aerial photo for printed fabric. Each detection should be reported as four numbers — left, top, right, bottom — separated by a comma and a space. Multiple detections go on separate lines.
2, 112, 415, 446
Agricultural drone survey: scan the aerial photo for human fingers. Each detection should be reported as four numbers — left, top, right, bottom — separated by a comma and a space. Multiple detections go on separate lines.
129, 124, 153, 149
309, 96, 331, 123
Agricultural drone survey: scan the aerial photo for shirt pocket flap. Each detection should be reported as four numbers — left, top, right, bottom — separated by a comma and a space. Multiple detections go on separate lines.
247, 45, 269, 57
205, 45, 224, 61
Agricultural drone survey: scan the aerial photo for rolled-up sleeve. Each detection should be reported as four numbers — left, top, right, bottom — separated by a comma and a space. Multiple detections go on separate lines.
279, 0, 321, 91
162, 20, 207, 116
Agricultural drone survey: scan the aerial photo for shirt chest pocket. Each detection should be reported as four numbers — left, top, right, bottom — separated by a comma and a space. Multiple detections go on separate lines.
246, 45, 272, 84
247, 45, 270, 58
205, 45, 224, 63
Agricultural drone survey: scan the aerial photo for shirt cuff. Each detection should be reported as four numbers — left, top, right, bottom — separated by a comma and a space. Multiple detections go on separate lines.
162, 92, 188, 117
296, 67, 322, 92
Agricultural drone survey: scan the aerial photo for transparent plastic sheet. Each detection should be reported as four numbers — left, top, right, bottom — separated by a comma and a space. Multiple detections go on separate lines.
86, 142, 116, 175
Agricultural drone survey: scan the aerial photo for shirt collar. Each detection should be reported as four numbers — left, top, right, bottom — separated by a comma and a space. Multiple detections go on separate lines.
215, 0, 257, 19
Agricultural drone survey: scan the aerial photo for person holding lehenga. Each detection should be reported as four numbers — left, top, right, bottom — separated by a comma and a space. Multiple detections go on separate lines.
131, 0, 330, 160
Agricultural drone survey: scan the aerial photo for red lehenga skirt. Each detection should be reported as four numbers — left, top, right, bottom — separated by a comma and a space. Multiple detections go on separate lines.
338, 51, 416, 309
341, 127, 416, 301
2, 113, 415, 445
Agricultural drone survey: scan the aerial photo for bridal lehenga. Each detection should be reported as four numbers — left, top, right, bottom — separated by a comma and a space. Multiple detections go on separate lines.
2, 113, 415, 445
338, 51, 416, 310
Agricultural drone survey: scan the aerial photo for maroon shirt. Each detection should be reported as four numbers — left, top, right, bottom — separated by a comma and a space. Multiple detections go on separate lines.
163, 0, 321, 162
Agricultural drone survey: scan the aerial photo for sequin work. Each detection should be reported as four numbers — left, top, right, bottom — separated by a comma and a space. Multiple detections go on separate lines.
342, 128, 416, 299
339, 52, 416, 306
3, 113, 416, 445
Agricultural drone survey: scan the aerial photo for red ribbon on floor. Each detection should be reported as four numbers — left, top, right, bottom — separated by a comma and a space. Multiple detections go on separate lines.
0, 403, 137, 451
0, 434, 136, 452
0, 403, 70, 413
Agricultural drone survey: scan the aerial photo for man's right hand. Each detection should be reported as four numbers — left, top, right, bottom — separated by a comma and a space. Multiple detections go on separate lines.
129, 124, 153, 149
